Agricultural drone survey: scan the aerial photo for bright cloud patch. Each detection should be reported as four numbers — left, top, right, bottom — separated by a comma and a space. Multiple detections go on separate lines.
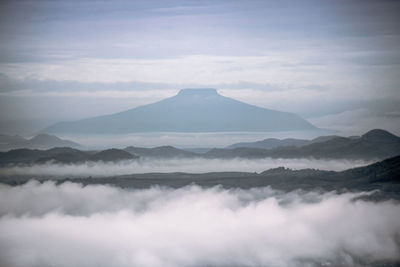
0, 181, 399, 267
0, 157, 373, 177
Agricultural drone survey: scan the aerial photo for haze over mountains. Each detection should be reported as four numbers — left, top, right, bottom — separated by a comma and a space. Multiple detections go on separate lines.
0, 134, 81, 151
124, 129, 400, 161
205, 129, 400, 160
42, 88, 317, 134
0, 147, 137, 165
1, 129, 399, 164
226, 135, 342, 149
2, 151, 400, 201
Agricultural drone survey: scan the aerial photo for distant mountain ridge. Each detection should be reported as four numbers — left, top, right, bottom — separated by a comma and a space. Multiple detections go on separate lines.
42, 88, 316, 134
0, 134, 82, 151
226, 135, 341, 150
0, 147, 137, 164
125, 146, 198, 158
1, 129, 399, 163
266, 129, 400, 160
123, 129, 400, 161
18, 155, 399, 200
227, 138, 310, 149
207, 129, 400, 160
0, 134, 26, 145
226, 134, 365, 150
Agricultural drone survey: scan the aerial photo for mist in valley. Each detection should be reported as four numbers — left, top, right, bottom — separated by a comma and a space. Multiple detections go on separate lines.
53, 131, 330, 150
1, 0, 400, 266
0, 181, 399, 267
0, 157, 374, 178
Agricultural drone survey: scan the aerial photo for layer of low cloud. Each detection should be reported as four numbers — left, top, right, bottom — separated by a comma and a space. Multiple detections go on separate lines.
0, 157, 374, 177
0, 181, 399, 267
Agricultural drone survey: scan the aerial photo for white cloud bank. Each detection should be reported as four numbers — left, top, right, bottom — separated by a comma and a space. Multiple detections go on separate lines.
0, 181, 399, 267
0, 157, 374, 177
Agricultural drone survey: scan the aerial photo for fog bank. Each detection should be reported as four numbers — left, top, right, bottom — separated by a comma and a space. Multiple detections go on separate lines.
0, 181, 399, 267
0, 157, 373, 177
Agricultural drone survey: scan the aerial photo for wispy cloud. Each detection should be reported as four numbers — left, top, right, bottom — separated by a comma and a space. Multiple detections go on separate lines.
0, 157, 374, 177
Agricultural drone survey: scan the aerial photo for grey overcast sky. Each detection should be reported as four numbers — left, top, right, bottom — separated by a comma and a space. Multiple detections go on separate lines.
0, 0, 399, 135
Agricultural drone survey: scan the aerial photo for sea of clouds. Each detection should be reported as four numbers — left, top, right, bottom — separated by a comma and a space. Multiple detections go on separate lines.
0, 157, 374, 177
0, 180, 399, 267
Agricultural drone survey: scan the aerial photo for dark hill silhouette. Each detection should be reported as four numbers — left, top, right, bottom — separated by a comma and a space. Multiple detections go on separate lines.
1, 129, 398, 163
0, 147, 87, 164
361, 129, 400, 142
0, 148, 44, 164
226, 135, 340, 150
227, 138, 309, 149
269, 129, 400, 160
0, 147, 138, 165
90, 149, 138, 162
42, 88, 316, 134
35, 148, 90, 164
206, 129, 400, 160
49, 155, 400, 200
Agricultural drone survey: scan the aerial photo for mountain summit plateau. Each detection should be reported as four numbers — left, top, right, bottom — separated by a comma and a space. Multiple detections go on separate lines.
43, 88, 316, 134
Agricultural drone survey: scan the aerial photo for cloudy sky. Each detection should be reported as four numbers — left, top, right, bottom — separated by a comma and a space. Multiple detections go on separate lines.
0, 0, 399, 135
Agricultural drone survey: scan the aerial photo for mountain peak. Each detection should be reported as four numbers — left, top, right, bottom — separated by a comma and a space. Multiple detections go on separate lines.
177, 88, 219, 97
31, 134, 60, 142
362, 129, 399, 141
42, 87, 317, 134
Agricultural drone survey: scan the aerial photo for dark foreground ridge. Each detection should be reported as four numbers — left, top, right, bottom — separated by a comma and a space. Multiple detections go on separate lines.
3, 155, 400, 200
42, 88, 316, 134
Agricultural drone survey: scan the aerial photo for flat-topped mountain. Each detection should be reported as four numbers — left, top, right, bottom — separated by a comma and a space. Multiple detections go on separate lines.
42, 88, 316, 134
